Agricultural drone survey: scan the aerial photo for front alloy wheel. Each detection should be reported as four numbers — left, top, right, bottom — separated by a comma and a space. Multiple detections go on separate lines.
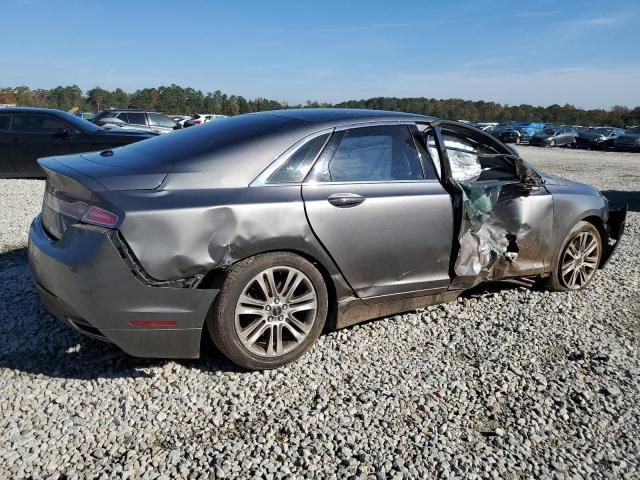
208, 252, 328, 370
559, 231, 600, 289
547, 221, 602, 292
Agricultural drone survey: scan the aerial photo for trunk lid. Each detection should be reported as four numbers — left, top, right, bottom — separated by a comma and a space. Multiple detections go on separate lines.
42, 148, 170, 191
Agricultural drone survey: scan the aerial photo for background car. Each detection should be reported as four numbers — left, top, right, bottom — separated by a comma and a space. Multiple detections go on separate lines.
530, 126, 577, 147
0, 107, 155, 177
204, 114, 228, 123
183, 114, 212, 127
575, 127, 626, 150
28, 109, 625, 370
613, 126, 640, 151
91, 109, 180, 134
172, 115, 192, 127
486, 124, 522, 143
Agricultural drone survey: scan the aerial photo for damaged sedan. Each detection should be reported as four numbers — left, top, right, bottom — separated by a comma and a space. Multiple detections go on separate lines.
28, 109, 627, 370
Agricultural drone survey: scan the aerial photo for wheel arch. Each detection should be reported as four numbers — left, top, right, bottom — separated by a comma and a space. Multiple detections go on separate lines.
198, 248, 341, 330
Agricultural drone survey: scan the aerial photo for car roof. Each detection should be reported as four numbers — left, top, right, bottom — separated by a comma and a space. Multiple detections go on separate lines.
264, 108, 435, 125
0, 107, 67, 115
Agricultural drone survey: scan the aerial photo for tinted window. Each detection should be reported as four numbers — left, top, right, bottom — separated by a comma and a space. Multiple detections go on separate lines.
148, 112, 175, 128
313, 126, 424, 182
11, 115, 68, 132
267, 133, 329, 184
127, 112, 147, 125
0, 115, 10, 131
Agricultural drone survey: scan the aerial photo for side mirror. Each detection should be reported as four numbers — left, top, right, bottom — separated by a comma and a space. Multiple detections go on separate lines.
53, 128, 72, 138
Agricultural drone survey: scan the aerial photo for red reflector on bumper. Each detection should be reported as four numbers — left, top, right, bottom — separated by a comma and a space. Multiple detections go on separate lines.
129, 320, 177, 328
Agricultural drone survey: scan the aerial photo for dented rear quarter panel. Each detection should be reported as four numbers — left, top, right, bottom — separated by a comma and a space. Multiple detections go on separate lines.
107, 185, 353, 298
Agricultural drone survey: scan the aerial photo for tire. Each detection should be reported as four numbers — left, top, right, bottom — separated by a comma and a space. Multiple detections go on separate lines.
546, 221, 602, 292
207, 252, 328, 370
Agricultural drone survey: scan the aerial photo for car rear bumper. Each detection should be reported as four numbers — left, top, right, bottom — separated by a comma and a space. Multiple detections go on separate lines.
601, 203, 627, 267
28, 215, 218, 359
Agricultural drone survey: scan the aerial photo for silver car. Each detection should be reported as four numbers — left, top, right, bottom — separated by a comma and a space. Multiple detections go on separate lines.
28, 109, 626, 370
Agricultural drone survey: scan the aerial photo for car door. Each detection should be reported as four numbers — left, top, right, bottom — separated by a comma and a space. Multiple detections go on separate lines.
302, 124, 454, 299
10, 113, 80, 176
125, 112, 151, 132
430, 122, 553, 287
0, 113, 14, 176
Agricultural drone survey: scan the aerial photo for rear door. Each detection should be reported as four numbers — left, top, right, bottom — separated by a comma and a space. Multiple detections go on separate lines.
302, 123, 453, 299
124, 111, 151, 132
0, 113, 14, 175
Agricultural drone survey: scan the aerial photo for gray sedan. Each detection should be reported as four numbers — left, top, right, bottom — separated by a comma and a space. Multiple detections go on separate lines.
28, 109, 626, 369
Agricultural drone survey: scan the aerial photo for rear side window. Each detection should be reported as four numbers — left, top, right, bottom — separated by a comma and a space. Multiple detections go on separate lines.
311, 125, 424, 182
0, 115, 10, 131
11, 115, 68, 132
267, 133, 330, 184
127, 112, 147, 125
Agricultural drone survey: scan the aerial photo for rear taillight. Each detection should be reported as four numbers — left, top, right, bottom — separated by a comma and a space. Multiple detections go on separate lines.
93, 120, 106, 126
81, 206, 119, 228
44, 190, 119, 228
194, 120, 202, 124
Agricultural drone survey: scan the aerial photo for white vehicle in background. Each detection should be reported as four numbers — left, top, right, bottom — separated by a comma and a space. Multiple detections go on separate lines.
204, 114, 227, 123
184, 114, 228, 127
172, 115, 191, 127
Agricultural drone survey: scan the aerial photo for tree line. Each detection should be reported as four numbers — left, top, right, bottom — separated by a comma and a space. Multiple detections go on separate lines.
1, 84, 638, 127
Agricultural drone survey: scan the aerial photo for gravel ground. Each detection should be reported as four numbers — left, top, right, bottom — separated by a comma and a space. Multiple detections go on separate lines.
0, 147, 639, 479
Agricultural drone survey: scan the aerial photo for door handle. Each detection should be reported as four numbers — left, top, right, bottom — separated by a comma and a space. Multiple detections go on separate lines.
327, 193, 365, 208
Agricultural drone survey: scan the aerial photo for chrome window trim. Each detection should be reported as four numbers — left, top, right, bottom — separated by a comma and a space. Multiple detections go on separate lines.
302, 179, 442, 186
250, 127, 335, 187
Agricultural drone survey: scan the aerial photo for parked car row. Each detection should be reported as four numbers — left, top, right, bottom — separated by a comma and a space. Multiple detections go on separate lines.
480, 121, 640, 151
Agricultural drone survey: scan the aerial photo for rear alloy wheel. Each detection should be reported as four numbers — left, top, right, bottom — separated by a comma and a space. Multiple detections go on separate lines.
208, 252, 328, 370
547, 221, 602, 291
549, 140, 556, 147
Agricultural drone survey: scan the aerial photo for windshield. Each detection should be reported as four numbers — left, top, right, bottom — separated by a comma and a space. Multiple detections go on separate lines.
594, 128, 613, 135
59, 111, 103, 133
626, 126, 640, 134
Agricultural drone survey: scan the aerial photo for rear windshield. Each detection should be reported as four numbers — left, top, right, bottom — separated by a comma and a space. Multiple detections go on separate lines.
101, 113, 307, 169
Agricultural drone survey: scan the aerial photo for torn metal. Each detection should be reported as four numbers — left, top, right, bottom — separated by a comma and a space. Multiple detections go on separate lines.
448, 149, 551, 286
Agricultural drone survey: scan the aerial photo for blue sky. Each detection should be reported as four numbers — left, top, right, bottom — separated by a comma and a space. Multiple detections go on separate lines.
2, 0, 640, 108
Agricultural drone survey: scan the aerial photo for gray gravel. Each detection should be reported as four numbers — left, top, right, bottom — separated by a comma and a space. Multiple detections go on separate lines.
1, 147, 639, 479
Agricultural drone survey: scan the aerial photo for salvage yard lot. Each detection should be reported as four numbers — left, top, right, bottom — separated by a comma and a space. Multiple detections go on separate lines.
0, 147, 639, 479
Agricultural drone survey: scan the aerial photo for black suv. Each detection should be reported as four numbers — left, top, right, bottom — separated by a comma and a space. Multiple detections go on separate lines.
91, 109, 180, 134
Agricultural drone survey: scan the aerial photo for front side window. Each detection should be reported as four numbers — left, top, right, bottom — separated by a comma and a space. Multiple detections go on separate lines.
148, 112, 175, 128
0, 115, 10, 131
267, 133, 330, 184
11, 115, 68, 133
311, 125, 424, 183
